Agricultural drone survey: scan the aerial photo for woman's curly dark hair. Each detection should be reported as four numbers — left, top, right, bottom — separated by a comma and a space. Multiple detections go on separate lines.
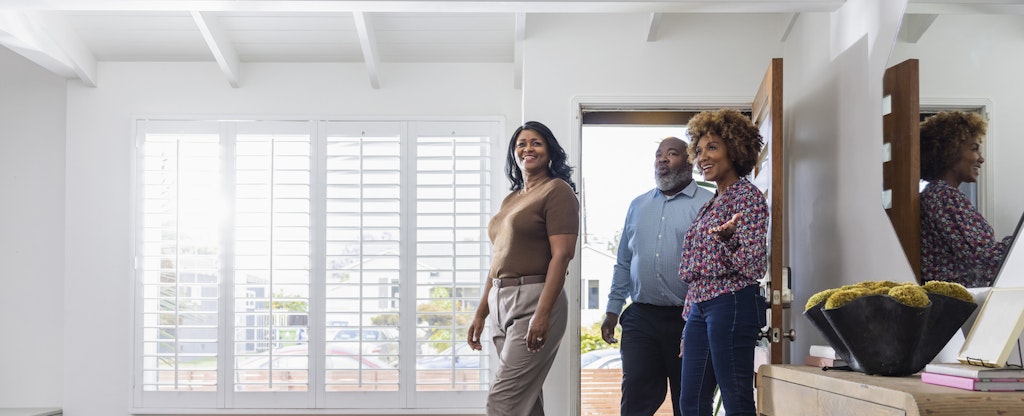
504, 121, 577, 192
920, 111, 987, 181
685, 109, 763, 177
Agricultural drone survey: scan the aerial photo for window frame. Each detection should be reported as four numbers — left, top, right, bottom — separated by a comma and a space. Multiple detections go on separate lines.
130, 117, 503, 414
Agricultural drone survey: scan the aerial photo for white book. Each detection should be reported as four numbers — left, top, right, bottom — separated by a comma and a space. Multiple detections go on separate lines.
925, 362, 1024, 380
808, 344, 838, 359
958, 288, 1024, 368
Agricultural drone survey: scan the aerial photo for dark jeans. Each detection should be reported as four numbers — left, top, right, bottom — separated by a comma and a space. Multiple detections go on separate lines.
619, 302, 685, 416
679, 285, 764, 416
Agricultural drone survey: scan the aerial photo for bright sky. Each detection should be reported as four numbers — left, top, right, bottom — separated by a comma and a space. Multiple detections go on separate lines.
580, 125, 693, 244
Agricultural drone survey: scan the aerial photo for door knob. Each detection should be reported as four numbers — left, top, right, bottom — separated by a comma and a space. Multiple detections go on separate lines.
782, 328, 796, 341
767, 327, 797, 343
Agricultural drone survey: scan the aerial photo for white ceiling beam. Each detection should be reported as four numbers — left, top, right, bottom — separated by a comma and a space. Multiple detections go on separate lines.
352, 11, 380, 89
0, 1, 847, 14
907, 1, 1024, 14
645, 12, 662, 42
779, 13, 799, 42
897, 13, 937, 44
191, 11, 240, 88
513, 12, 524, 90
0, 10, 97, 86
16, 1, 1024, 16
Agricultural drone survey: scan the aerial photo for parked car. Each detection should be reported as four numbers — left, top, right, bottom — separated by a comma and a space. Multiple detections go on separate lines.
238, 344, 390, 370
417, 342, 484, 369
331, 326, 400, 365
234, 344, 394, 389
580, 348, 621, 369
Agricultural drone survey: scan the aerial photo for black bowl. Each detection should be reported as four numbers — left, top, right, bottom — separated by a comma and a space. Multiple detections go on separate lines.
915, 293, 979, 368
804, 293, 977, 376
803, 301, 861, 370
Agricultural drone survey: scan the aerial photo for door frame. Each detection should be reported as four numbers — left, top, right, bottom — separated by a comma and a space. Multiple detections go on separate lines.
568, 95, 753, 416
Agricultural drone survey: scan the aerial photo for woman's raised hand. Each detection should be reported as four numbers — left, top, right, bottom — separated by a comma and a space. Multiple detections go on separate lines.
708, 212, 743, 241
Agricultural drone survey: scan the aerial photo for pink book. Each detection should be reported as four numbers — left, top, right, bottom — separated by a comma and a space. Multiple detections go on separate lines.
921, 371, 1024, 391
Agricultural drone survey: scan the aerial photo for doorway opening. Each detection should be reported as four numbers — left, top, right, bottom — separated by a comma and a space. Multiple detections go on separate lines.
578, 111, 703, 415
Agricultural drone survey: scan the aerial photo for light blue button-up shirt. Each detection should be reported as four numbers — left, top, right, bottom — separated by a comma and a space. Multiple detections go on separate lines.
605, 180, 713, 315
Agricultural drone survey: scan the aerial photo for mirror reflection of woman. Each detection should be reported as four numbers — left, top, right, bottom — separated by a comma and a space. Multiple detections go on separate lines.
920, 111, 1011, 287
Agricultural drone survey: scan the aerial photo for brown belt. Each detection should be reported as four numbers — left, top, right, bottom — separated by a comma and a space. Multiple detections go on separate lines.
492, 275, 546, 288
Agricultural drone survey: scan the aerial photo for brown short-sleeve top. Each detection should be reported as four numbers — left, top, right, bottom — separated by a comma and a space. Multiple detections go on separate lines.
487, 177, 580, 280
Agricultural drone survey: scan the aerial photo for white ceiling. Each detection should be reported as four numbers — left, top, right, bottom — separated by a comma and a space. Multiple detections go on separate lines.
1, 1, 1013, 88
60, 11, 517, 63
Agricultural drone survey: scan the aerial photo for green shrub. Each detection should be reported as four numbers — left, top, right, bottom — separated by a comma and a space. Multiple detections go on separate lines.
580, 320, 620, 354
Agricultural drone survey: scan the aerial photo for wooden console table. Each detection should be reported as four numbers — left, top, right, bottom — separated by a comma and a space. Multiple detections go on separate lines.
757, 364, 1024, 415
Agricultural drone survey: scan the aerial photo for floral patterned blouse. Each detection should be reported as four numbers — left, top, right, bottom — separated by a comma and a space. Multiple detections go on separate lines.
920, 179, 1012, 287
678, 178, 768, 318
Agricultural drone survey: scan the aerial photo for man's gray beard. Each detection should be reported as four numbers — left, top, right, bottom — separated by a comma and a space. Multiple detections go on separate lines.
656, 170, 688, 191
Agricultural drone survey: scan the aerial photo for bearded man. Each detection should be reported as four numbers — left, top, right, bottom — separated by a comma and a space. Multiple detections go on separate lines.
601, 136, 713, 416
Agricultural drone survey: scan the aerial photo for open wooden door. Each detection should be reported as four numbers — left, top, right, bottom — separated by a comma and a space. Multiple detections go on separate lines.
751, 58, 791, 366
882, 59, 922, 282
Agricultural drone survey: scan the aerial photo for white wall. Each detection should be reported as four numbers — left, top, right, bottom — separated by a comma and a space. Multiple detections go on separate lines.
0, 47, 66, 407
889, 13, 1024, 236
2, 2, 932, 413
519, 8, 908, 400
521, 12, 789, 414
784, 0, 908, 362
63, 61, 519, 415
522, 12, 789, 135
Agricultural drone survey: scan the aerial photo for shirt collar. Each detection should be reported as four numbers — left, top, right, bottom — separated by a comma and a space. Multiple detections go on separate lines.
660, 179, 698, 201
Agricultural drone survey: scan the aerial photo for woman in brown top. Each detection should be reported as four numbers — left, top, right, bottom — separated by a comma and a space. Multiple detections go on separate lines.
467, 121, 579, 416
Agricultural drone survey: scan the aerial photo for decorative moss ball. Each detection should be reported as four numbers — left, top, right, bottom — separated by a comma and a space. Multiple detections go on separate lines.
844, 280, 909, 291
806, 288, 840, 310
873, 280, 906, 290
888, 285, 931, 308
824, 288, 870, 309
809, 280, 973, 312
922, 281, 974, 303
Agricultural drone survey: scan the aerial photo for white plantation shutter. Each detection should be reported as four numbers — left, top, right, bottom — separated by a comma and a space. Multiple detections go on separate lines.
321, 121, 404, 407
134, 118, 499, 412
136, 121, 223, 408
230, 122, 314, 407
412, 122, 493, 399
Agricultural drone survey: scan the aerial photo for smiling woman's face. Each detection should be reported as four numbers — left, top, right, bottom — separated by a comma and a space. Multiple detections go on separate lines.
948, 137, 984, 185
514, 129, 550, 175
693, 133, 734, 183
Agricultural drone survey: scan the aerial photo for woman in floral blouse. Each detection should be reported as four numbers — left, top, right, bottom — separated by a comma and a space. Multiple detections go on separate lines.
678, 109, 767, 416
920, 111, 1012, 287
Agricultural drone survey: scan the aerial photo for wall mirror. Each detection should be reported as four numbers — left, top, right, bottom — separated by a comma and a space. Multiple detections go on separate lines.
885, 8, 1024, 287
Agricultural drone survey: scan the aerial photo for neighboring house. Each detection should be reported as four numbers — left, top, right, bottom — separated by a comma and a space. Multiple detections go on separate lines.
580, 242, 617, 326
328, 248, 481, 314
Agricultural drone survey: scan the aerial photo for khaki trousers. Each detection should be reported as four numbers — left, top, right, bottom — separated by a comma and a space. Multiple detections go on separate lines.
486, 280, 568, 416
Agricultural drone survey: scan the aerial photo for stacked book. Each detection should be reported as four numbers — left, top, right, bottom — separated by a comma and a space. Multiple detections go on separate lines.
805, 344, 847, 368
921, 363, 1024, 391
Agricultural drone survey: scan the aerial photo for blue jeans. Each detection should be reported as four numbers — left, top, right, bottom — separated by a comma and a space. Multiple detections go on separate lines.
679, 285, 763, 416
